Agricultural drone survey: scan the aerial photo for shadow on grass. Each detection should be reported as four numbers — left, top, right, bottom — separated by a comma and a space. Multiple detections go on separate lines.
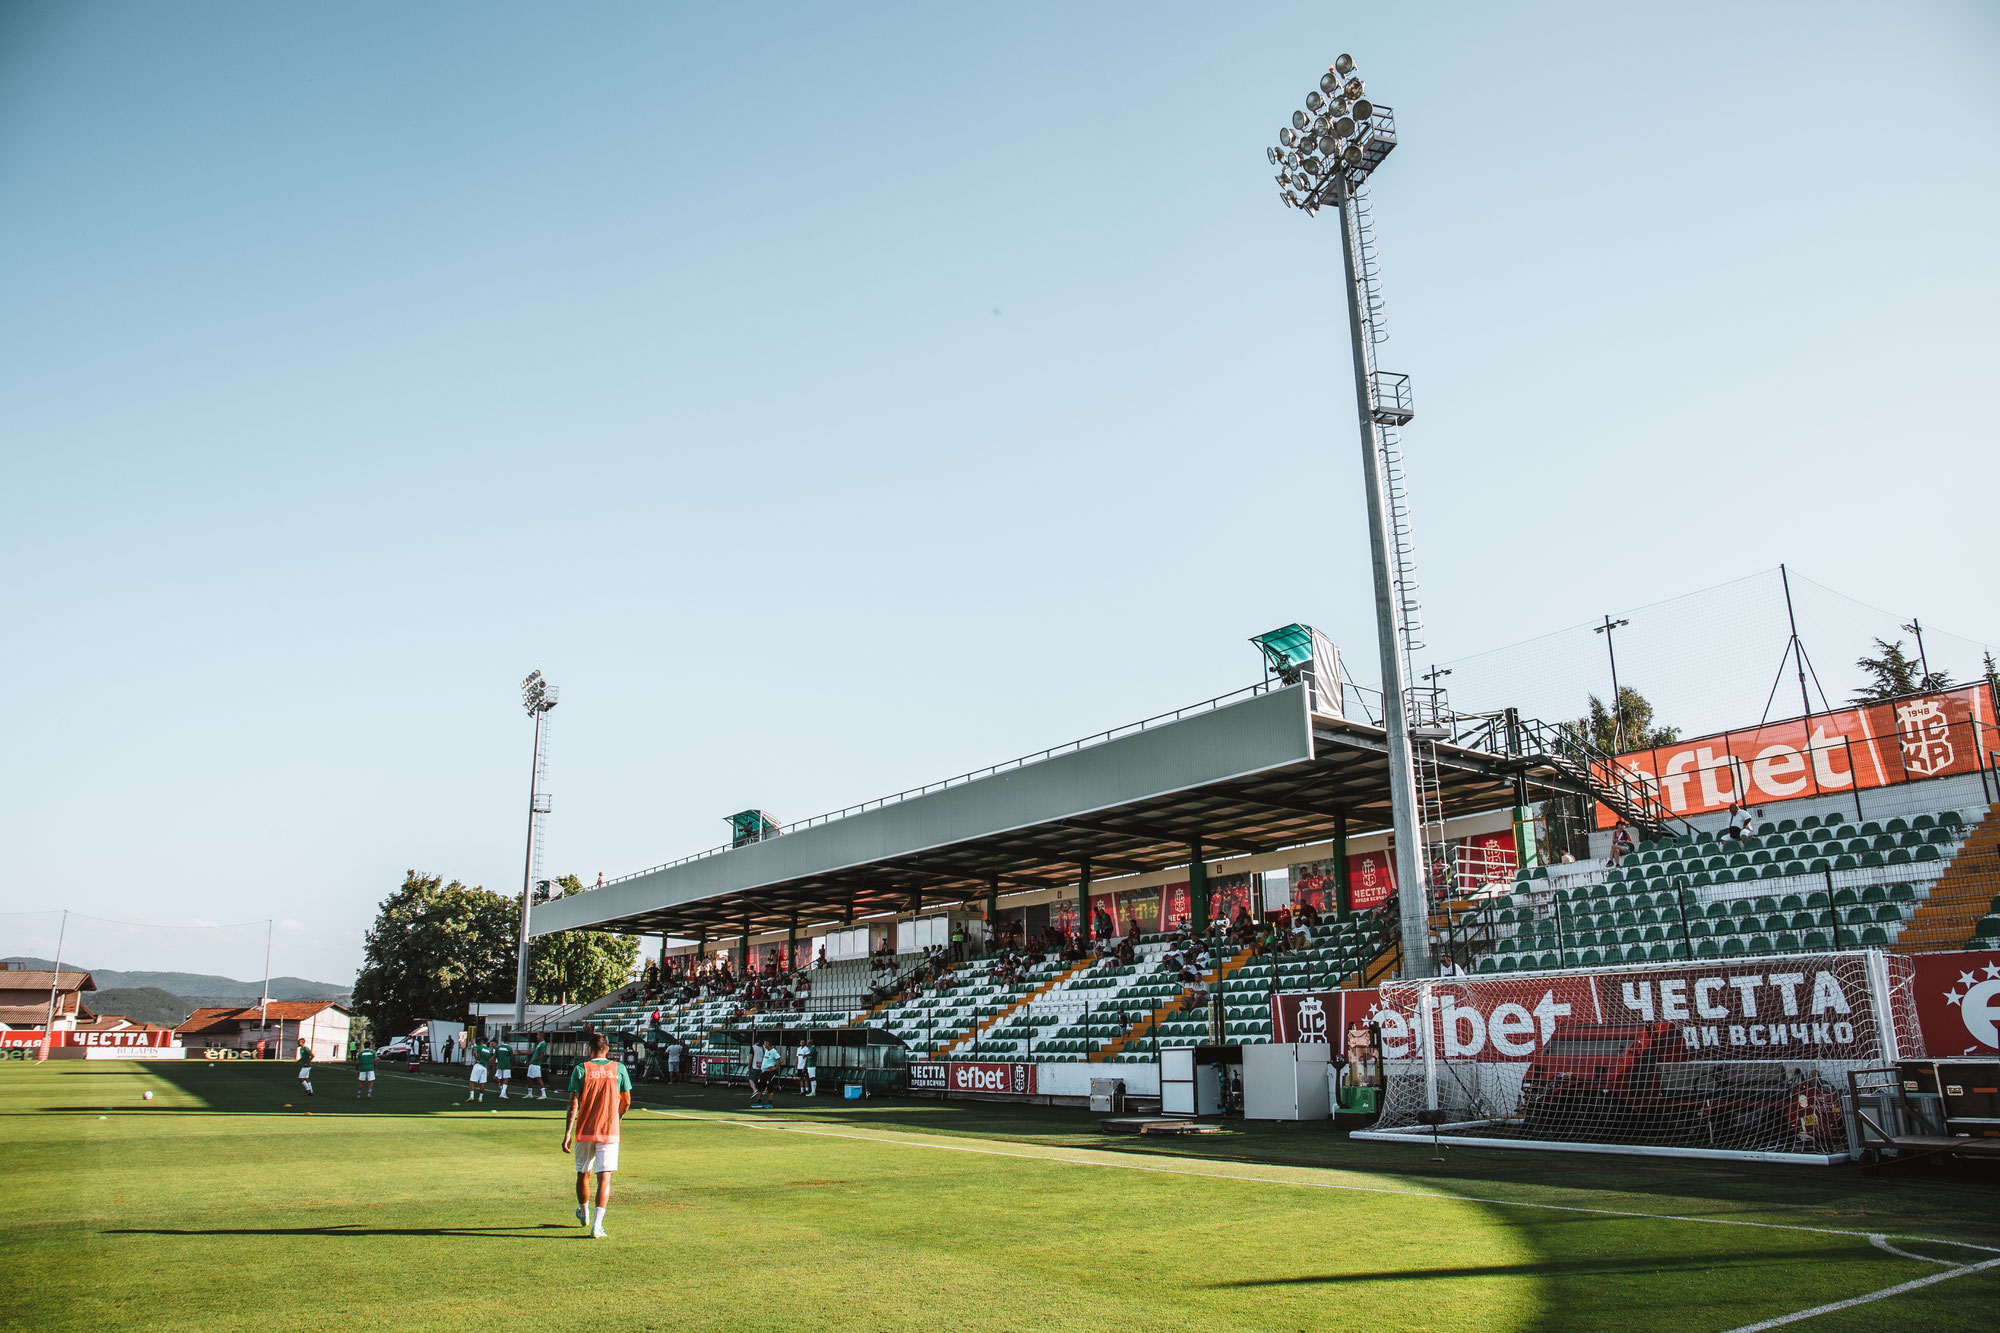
1214, 1248, 1830, 1288
106, 1223, 577, 1239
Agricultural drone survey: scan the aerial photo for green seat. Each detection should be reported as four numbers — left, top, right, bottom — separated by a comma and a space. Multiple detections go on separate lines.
1860, 926, 1888, 946
1834, 854, 1858, 870
1722, 936, 1746, 956
1697, 938, 1721, 958
1861, 885, 1887, 904
1886, 816, 1909, 834
1832, 887, 1858, 907
1874, 904, 1902, 924
1775, 932, 1801, 952
1916, 845, 1940, 862
1912, 813, 1936, 830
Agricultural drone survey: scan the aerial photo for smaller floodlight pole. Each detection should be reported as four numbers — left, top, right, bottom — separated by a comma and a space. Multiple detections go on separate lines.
1593, 616, 1629, 747
514, 671, 558, 1031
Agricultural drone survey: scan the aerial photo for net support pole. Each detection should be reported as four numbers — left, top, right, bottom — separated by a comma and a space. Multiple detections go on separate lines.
1865, 948, 1901, 1063
1420, 981, 1439, 1113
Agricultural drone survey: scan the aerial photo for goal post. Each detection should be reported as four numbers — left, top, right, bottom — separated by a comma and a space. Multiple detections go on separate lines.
1351, 950, 1918, 1164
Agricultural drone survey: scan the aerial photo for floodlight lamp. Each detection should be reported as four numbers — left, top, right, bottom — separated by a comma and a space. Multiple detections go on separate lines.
1334, 54, 1356, 76
1306, 91, 1324, 112
1291, 110, 1309, 131
1279, 127, 1296, 147
1266, 147, 1279, 164
1320, 72, 1340, 95
1291, 171, 1308, 189
1317, 134, 1338, 154
1333, 117, 1356, 140
1343, 143, 1363, 166
1352, 99, 1373, 122
1301, 156, 1320, 176
1345, 77, 1365, 99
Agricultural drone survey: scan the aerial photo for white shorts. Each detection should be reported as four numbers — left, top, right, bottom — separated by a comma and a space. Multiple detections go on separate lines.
470, 1066, 488, 1084
297, 1066, 312, 1079
573, 1140, 620, 1174
498, 1069, 511, 1080
358, 1071, 375, 1082
527, 1065, 542, 1079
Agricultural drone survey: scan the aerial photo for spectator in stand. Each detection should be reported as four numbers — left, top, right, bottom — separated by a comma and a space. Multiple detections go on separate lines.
1608, 823, 1634, 866
1437, 955, 1459, 977
815, 945, 828, 969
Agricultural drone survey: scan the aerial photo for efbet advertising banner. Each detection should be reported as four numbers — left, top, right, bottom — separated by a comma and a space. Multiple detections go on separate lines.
909, 1061, 1036, 1095
1372, 955, 1885, 1064
1910, 950, 2000, 1057
1600, 684, 1998, 827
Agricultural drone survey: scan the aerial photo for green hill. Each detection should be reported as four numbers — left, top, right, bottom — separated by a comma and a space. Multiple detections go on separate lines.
3, 958, 350, 1004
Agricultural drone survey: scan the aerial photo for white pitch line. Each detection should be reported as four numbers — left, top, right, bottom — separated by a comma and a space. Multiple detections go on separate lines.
1717, 1254, 2000, 1332
639, 1106, 2000, 1259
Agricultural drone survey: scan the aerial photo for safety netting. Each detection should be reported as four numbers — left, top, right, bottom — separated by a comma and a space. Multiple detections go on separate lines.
1353, 950, 1919, 1163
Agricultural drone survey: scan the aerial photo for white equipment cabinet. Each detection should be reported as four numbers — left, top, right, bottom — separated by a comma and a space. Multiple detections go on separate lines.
1160, 1047, 1225, 1116
1241, 1043, 1332, 1120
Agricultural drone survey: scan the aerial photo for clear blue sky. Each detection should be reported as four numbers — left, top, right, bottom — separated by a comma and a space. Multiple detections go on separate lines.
4, 3, 1995, 982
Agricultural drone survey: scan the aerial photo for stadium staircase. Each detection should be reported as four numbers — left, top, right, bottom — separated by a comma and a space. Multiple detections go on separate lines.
521, 980, 644, 1032
932, 959, 1092, 1059
1088, 945, 1253, 1063
1492, 713, 1690, 843
1892, 805, 2000, 952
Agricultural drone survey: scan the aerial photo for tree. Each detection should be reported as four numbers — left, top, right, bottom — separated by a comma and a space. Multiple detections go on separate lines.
351, 872, 517, 1040
1575, 686, 1680, 754
1850, 638, 1951, 704
530, 874, 641, 1006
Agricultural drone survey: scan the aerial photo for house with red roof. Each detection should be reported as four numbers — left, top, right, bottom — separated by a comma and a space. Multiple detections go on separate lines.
176, 1000, 354, 1062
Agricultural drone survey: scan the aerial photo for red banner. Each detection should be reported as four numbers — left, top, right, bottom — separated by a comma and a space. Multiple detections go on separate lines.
1911, 950, 2000, 1057
0, 1030, 176, 1049
1374, 956, 1880, 1063
909, 1061, 1036, 1095
1270, 989, 1381, 1046
1347, 850, 1395, 910
1602, 685, 1998, 827
1160, 882, 1191, 931
1458, 830, 1516, 891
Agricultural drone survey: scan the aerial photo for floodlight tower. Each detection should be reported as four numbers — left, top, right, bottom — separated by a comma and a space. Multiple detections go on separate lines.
513, 669, 558, 1030
1266, 54, 1434, 977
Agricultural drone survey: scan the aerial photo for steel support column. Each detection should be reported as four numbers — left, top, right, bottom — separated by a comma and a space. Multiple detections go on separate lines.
1334, 171, 1431, 978
1189, 842, 1210, 934
1077, 860, 1092, 945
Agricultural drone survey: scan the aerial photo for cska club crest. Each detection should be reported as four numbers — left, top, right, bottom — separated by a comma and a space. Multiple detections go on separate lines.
1895, 698, 1954, 777
1296, 997, 1330, 1046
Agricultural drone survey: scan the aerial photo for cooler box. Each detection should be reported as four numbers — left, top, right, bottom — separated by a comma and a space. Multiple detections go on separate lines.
1089, 1078, 1126, 1114
844, 1084, 864, 1100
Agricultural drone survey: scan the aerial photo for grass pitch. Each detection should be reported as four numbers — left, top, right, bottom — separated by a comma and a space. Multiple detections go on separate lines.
2, 1061, 1996, 1332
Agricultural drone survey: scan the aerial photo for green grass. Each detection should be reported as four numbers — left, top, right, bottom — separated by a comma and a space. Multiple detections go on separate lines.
1, 1060, 1996, 1332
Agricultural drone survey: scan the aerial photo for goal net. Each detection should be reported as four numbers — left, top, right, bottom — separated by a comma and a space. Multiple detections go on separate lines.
1352, 950, 1919, 1163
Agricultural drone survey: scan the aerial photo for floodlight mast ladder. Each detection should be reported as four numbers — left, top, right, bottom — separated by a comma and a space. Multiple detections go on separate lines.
1268, 56, 1438, 977
513, 671, 558, 1031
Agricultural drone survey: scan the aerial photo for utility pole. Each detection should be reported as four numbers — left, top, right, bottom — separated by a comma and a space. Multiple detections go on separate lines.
1593, 616, 1629, 748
